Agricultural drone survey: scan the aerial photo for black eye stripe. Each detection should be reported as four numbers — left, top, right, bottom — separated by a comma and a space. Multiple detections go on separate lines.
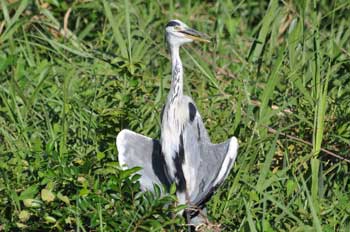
166, 21, 181, 27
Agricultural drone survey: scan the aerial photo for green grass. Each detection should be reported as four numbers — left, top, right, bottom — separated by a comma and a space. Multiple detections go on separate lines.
1, 0, 350, 231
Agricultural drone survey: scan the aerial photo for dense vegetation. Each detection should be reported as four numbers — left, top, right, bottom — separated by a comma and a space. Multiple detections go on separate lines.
1, 0, 350, 231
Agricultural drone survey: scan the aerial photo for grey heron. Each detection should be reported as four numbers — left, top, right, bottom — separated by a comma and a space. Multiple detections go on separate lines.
117, 19, 239, 226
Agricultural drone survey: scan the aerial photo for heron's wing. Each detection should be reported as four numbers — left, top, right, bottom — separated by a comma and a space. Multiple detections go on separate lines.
193, 137, 238, 207
116, 129, 171, 191
181, 102, 239, 206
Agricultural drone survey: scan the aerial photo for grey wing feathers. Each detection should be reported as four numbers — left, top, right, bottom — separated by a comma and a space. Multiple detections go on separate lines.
116, 129, 171, 191
183, 109, 239, 207
194, 137, 238, 206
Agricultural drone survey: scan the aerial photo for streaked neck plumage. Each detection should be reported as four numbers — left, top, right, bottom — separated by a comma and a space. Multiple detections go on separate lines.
168, 44, 183, 102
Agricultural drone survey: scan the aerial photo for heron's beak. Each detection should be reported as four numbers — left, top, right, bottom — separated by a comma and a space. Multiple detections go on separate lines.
179, 27, 210, 43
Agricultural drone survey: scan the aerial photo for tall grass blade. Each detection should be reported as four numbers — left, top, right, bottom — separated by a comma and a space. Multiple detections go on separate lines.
259, 48, 284, 121
244, 198, 257, 232
256, 135, 278, 192
249, 0, 278, 62
102, 0, 128, 59
301, 176, 322, 232
124, 0, 132, 64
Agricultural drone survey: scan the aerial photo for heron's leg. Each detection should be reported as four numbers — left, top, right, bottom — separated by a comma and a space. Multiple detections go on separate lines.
190, 207, 208, 228
184, 191, 192, 232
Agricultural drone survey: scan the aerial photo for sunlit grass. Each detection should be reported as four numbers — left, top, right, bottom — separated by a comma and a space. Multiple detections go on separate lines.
1, 0, 350, 231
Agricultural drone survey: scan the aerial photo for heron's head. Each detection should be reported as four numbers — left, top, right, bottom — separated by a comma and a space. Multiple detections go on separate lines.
165, 19, 210, 47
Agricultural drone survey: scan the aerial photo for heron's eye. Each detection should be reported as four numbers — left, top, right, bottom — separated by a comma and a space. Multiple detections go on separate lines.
174, 26, 180, 30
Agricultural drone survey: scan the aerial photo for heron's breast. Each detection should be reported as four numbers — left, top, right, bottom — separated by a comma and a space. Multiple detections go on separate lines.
163, 100, 190, 130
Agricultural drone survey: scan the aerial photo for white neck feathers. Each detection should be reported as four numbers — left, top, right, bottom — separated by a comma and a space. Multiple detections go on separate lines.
169, 44, 183, 101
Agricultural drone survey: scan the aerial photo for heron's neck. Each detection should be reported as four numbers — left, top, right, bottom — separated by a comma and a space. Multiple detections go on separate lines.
169, 44, 183, 101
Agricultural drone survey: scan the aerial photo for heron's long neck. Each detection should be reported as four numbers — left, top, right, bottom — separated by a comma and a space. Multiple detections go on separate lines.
169, 44, 183, 101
